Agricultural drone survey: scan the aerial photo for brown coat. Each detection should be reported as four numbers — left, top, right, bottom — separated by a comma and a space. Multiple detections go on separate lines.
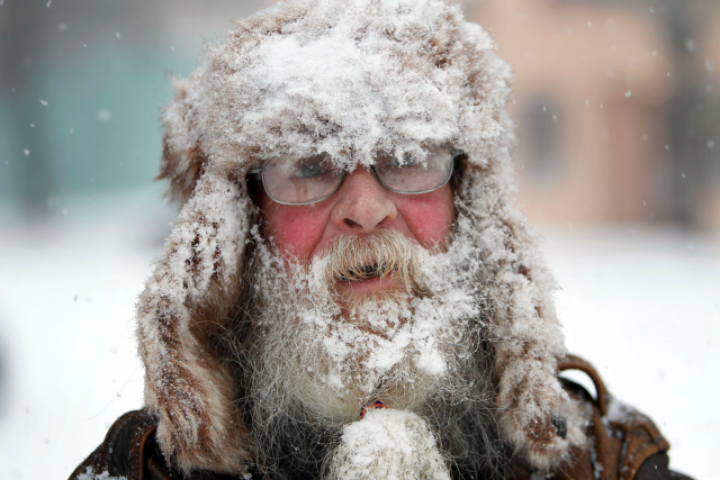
69, 356, 692, 480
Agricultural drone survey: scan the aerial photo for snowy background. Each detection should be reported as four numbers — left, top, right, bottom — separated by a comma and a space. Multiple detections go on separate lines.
1, 0, 718, 479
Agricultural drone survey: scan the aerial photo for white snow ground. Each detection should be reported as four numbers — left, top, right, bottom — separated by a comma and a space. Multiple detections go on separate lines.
0, 191, 716, 480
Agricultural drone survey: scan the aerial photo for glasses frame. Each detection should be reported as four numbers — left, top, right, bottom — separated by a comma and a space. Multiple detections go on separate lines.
247, 149, 463, 206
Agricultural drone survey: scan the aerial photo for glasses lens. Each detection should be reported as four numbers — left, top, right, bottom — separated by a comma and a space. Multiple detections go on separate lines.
262, 153, 344, 204
375, 147, 454, 193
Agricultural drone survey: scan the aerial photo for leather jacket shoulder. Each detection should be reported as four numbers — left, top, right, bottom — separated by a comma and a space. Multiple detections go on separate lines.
510, 355, 692, 480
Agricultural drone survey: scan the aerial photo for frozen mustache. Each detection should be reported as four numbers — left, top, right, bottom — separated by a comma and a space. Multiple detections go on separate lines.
322, 230, 425, 292
336, 263, 388, 281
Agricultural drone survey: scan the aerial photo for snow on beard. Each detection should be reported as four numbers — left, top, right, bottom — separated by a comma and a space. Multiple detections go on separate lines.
248, 227, 480, 423
327, 408, 451, 480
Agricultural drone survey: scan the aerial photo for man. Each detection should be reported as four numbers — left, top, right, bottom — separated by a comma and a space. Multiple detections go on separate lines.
70, 0, 690, 479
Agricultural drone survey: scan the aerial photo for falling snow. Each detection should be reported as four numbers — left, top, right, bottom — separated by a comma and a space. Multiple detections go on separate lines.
97, 109, 112, 122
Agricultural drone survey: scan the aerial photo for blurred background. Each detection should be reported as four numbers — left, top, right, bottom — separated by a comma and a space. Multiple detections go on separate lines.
0, 0, 717, 478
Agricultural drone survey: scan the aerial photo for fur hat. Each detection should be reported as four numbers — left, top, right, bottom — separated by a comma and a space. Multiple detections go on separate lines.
138, 0, 586, 474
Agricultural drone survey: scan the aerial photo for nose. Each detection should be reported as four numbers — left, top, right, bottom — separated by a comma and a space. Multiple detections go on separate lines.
330, 167, 397, 233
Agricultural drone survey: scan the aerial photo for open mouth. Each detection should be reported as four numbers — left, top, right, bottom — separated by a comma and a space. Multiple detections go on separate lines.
337, 263, 390, 282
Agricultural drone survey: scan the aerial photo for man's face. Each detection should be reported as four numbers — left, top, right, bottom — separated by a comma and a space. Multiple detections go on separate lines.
244, 158, 494, 477
257, 165, 455, 297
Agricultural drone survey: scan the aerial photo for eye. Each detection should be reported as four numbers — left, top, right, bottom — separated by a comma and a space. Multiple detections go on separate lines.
294, 163, 324, 178
290, 155, 331, 179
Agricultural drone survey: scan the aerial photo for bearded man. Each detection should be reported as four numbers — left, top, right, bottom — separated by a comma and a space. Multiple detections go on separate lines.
70, 1, 690, 479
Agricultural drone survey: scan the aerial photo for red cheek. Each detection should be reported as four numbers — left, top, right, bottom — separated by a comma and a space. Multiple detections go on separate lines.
395, 185, 454, 249
261, 201, 330, 261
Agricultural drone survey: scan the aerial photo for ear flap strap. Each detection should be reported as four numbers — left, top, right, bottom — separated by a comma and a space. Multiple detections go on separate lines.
557, 354, 608, 417
557, 355, 671, 480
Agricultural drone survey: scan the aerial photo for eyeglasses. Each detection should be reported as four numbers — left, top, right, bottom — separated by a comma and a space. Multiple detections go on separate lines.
248, 147, 460, 205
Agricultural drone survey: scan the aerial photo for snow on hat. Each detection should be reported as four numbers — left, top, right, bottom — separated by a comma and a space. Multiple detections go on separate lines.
138, 0, 586, 474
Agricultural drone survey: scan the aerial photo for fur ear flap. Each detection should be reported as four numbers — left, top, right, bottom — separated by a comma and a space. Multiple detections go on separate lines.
456, 166, 588, 472
137, 165, 255, 474
159, 75, 207, 205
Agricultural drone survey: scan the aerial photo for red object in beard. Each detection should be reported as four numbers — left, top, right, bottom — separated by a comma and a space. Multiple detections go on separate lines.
360, 401, 390, 419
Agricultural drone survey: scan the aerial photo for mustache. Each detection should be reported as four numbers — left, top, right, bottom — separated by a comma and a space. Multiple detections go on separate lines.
322, 230, 423, 291
336, 262, 389, 281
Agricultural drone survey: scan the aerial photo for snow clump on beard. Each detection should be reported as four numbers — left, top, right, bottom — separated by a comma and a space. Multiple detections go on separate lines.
248, 228, 480, 423
326, 408, 451, 480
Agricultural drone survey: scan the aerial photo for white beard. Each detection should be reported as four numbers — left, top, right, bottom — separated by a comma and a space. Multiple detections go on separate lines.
242, 227, 492, 479
249, 228, 480, 421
